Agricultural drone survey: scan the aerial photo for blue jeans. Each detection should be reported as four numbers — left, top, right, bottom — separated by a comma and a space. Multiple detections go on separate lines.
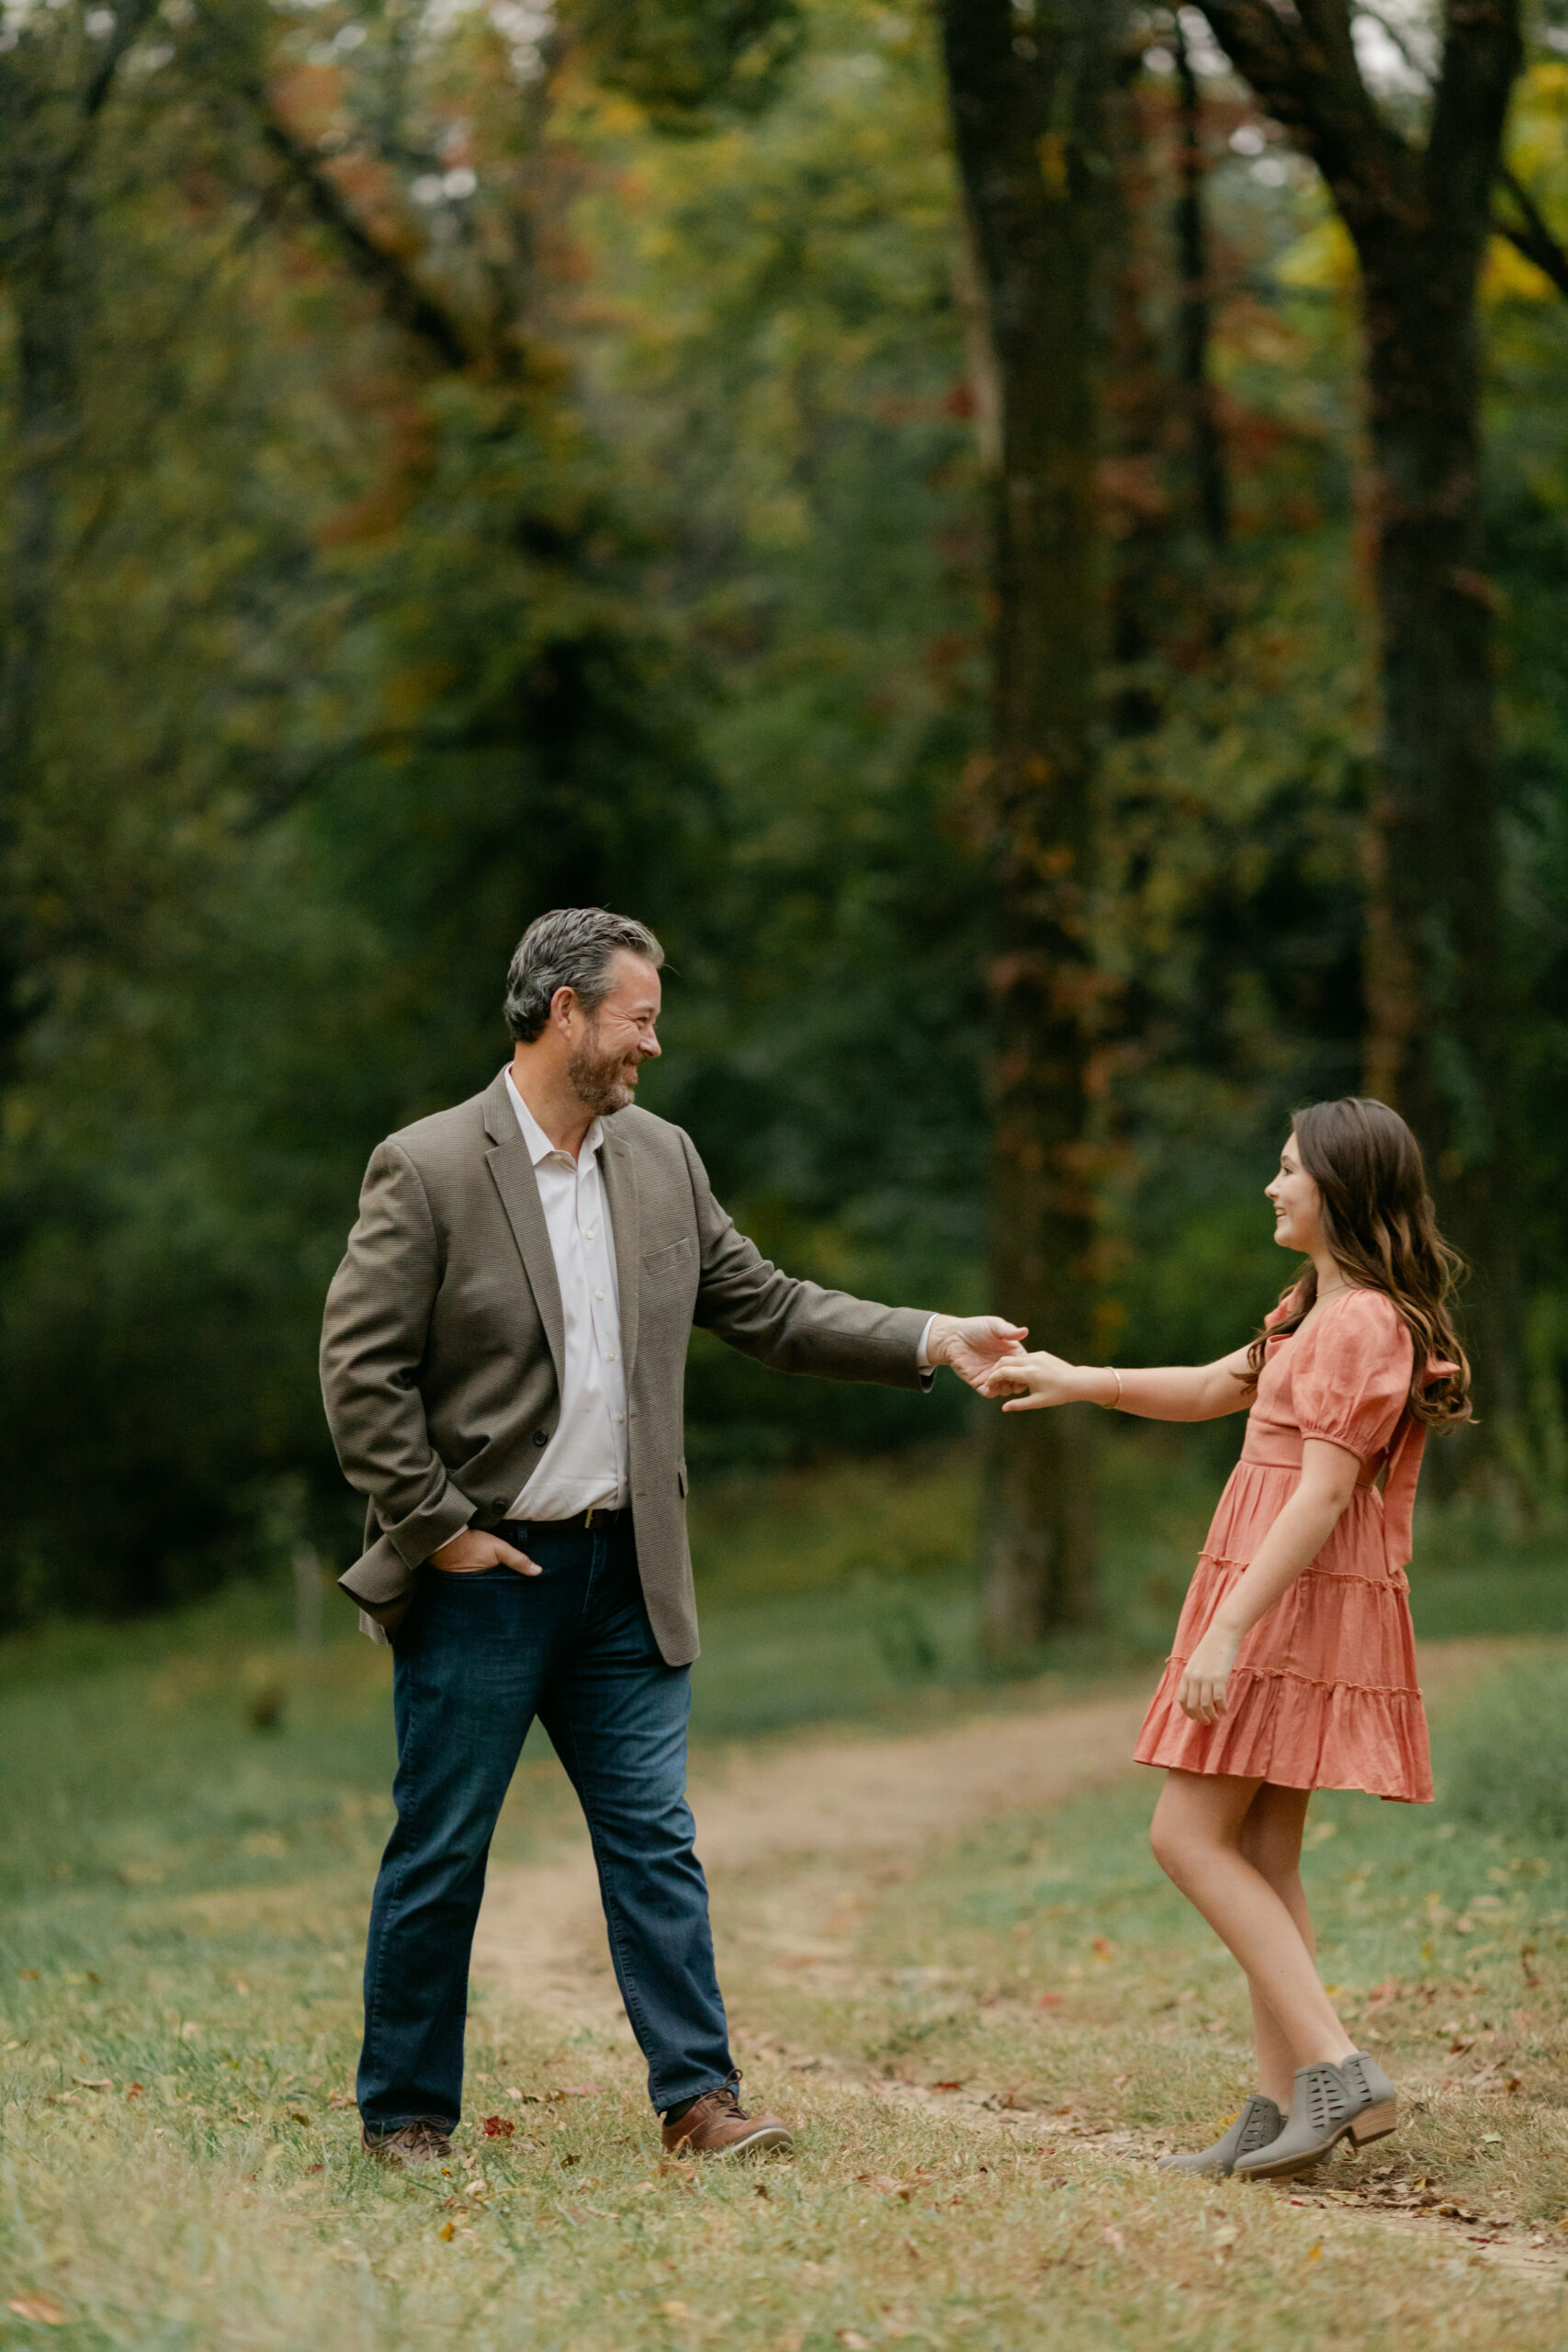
357, 1515, 733, 2133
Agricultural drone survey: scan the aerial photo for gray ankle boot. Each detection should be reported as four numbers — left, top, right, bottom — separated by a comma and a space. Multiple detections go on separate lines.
1231, 2052, 1397, 2181
1159, 2093, 1284, 2177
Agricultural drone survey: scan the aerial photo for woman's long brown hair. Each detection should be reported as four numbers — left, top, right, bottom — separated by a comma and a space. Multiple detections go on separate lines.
1244, 1098, 1472, 1428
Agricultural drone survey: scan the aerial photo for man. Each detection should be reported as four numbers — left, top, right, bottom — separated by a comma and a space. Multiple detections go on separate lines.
321, 907, 1024, 2166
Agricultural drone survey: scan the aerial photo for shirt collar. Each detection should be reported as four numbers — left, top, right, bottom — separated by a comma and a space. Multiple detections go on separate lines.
503, 1067, 604, 1170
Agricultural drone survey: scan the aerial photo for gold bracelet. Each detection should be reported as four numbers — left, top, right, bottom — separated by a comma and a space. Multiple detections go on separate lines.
1099, 1368, 1122, 1410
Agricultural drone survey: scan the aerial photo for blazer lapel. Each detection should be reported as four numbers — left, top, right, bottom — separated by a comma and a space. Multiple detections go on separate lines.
600, 1125, 641, 1391
481, 1074, 567, 1395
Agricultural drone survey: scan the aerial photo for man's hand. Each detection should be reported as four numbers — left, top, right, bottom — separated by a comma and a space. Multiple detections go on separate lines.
926, 1313, 1029, 1392
429, 1528, 541, 1577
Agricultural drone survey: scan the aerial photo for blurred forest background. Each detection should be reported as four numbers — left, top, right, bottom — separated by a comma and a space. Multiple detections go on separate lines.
1, 0, 1565, 1635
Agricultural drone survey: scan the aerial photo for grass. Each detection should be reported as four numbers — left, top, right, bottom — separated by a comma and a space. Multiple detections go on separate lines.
4, 1440, 1568, 2346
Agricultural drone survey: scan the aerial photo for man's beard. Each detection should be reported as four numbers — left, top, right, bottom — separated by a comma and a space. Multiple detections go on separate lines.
567, 1026, 637, 1117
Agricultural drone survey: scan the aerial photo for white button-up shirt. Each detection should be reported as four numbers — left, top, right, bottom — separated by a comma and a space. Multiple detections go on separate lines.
503, 1069, 630, 1521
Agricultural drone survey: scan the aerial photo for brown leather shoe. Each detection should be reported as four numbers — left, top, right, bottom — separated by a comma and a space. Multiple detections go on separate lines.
661, 2076, 793, 2159
362, 2119, 455, 2167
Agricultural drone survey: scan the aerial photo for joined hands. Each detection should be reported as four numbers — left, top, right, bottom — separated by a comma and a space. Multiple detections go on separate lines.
924, 1313, 1030, 1390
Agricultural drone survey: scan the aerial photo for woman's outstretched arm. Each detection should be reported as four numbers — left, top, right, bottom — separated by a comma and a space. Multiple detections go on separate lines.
982, 1345, 1255, 1423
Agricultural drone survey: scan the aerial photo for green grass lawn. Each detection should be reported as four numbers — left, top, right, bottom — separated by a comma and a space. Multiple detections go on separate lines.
3, 1440, 1568, 2347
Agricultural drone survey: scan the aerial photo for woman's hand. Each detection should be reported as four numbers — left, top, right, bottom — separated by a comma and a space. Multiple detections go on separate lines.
980, 1350, 1096, 1410
1178, 1623, 1241, 1725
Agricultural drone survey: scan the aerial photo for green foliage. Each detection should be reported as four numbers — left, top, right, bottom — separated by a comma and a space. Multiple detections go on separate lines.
0, 2, 1565, 1623
1441, 1648, 1568, 1846
568, 0, 806, 127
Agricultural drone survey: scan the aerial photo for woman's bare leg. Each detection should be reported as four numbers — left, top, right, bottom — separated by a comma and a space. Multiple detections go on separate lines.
1238, 1782, 1316, 2107
1150, 1770, 1352, 2109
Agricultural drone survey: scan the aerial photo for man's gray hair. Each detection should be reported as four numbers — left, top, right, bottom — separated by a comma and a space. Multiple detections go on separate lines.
503, 907, 664, 1044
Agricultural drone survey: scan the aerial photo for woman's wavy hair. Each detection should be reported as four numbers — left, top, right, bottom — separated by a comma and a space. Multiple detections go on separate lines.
1244, 1097, 1472, 1429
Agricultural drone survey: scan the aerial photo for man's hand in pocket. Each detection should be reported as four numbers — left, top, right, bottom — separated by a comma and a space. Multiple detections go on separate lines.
428, 1529, 541, 1577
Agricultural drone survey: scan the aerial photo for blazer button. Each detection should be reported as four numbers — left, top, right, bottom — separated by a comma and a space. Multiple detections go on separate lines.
532, 1430, 549, 1449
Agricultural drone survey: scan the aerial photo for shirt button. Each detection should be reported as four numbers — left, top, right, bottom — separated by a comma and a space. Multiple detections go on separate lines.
595, 1289, 605, 1301
532, 1430, 548, 1449
615, 1413, 626, 1424
605, 1350, 616, 1362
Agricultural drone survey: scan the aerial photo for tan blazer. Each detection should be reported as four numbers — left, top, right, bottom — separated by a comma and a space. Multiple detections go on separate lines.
320, 1071, 927, 1664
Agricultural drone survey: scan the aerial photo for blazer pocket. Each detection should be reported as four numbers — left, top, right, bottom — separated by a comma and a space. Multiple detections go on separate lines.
643, 1236, 695, 1280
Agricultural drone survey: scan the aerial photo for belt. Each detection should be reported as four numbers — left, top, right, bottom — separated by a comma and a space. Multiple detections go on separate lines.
1239, 1419, 1380, 1489
500, 1504, 630, 1532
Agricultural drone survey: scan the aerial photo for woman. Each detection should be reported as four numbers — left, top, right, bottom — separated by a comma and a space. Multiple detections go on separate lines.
984, 1099, 1470, 2180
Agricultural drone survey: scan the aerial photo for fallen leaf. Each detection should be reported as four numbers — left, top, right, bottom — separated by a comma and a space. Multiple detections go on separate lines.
7, 2299, 64, 2326
482, 2115, 515, 2140
838, 2334, 872, 2349
125, 2083, 144, 2098
931, 2080, 964, 2093
288, 2111, 310, 2126
1306, 2244, 1322, 2262
438, 2221, 455, 2242
1211, 2225, 1239, 2249
1091, 1937, 1113, 1960
1101, 2225, 1124, 2250
660, 2299, 692, 2318
563, 2207, 591, 2227
1111, 2073, 1128, 2087
71, 2076, 112, 2090
1037, 1993, 1063, 2008
17, 1971, 39, 1983
559, 2152, 579, 2167
555, 2085, 601, 2098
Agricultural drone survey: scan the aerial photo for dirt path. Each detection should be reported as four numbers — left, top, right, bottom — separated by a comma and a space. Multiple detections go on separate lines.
473, 1640, 1560, 2283
474, 1637, 1506, 2022
473, 1686, 1150, 2018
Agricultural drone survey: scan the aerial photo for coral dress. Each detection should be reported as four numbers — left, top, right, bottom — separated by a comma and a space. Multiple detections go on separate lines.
1134, 1287, 1441, 1804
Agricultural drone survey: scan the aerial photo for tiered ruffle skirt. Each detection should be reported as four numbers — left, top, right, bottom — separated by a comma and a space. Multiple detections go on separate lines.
1133, 1461, 1432, 1803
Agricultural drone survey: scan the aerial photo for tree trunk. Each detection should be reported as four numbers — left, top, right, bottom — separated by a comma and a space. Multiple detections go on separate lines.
0, 5, 156, 1058
940, 0, 1122, 1648
1172, 18, 1227, 555
1356, 225, 1522, 1442
1193, 0, 1525, 1460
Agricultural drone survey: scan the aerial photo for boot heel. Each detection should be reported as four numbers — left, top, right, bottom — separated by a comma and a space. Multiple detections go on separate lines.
1350, 2098, 1396, 2144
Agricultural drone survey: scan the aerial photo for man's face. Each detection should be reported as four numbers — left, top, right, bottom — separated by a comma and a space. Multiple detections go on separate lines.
566, 952, 663, 1116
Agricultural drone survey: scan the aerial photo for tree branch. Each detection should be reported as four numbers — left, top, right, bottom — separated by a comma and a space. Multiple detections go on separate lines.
256, 109, 477, 373
1425, 0, 1522, 222
1198, 0, 1411, 232
1493, 164, 1568, 299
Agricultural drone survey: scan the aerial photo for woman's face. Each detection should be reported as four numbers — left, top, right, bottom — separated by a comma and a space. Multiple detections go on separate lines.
1265, 1130, 1325, 1255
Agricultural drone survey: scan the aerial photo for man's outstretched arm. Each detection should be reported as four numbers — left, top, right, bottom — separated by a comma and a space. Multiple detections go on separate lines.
681, 1129, 1024, 1392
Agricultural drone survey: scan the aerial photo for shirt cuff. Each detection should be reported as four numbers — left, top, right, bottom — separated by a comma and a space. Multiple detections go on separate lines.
917, 1313, 938, 1392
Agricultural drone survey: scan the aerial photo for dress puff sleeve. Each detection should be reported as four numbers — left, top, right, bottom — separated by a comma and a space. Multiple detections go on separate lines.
1289, 1289, 1413, 1464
